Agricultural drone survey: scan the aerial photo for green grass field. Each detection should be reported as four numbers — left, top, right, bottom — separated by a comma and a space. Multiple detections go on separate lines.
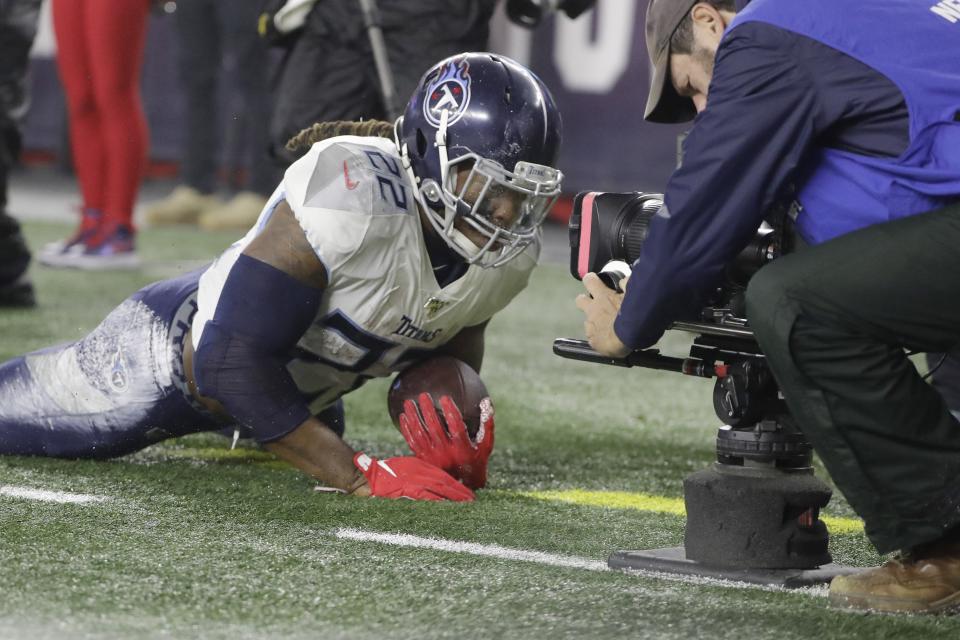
1, 222, 957, 639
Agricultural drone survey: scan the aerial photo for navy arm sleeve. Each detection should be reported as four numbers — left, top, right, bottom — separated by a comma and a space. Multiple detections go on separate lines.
614, 25, 831, 349
194, 254, 322, 443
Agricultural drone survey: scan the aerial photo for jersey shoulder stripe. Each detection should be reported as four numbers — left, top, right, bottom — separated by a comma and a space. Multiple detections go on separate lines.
282, 136, 418, 278
284, 135, 415, 221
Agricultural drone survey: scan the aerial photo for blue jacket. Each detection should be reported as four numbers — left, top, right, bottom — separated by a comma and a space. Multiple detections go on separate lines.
615, 0, 960, 349
736, 0, 960, 244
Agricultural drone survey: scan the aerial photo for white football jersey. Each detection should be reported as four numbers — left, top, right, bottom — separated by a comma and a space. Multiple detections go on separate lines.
193, 136, 538, 411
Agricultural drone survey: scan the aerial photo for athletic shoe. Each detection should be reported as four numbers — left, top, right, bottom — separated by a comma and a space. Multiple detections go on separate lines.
144, 185, 222, 226
50, 223, 141, 271
197, 191, 267, 231
38, 208, 101, 266
0, 274, 36, 308
829, 540, 960, 613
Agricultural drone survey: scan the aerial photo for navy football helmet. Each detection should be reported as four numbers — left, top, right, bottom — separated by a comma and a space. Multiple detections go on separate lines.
396, 52, 563, 267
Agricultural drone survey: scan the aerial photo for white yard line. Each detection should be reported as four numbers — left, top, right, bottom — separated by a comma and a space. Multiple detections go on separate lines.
333, 528, 829, 597
0, 485, 109, 505
335, 527, 609, 572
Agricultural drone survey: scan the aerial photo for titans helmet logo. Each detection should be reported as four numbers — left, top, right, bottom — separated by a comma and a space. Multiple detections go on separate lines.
423, 60, 471, 127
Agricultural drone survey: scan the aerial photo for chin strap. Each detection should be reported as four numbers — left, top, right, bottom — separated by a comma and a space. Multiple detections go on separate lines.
450, 228, 483, 258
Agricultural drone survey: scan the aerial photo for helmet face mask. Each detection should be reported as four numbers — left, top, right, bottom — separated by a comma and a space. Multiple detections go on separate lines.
422, 155, 562, 267
397, 53, 563, 268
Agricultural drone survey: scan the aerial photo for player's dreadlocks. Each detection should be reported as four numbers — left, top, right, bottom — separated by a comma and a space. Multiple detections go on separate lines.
285, 120, 395, 155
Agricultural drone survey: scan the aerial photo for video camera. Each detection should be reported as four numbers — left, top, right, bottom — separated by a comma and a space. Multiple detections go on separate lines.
569, 191, 784, 329
557, 191, 791, 433
555, 192, 839, 579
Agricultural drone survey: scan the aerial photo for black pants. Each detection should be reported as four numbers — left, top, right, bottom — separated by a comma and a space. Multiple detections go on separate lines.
0, 0, 40, 289
175, 0, 278, 195
929, 350, 960, 417
745, 203, 960, 554
269, 0, 495, 165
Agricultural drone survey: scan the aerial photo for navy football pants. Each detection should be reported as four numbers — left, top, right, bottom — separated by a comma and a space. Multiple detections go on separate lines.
0, 271, 220, 458
0, 269, 347, 459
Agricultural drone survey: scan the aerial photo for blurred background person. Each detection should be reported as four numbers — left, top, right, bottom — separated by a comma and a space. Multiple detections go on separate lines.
144, 0, 279, 232
0, 0, 41, 305
268, 0, 496, 167
40, 0, 151, 270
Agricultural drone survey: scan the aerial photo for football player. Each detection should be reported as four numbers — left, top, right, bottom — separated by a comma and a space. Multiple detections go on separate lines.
0, 52, 563, 502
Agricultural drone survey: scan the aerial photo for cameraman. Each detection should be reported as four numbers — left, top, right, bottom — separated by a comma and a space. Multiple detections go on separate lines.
576, 0, 960, 613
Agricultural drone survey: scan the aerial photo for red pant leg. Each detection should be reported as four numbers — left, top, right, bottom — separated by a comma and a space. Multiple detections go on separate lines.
84, 0, 151, 228
52, 0, 105, 213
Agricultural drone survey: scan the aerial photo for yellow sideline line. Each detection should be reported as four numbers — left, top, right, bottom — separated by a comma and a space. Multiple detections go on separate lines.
148, 446, 865, 535
516, 489, 865, 535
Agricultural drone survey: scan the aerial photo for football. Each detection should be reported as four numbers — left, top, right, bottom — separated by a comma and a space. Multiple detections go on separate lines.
387, 356, 488, 439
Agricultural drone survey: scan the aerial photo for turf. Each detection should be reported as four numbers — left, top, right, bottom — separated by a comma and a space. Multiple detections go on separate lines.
1, 222, 957, 639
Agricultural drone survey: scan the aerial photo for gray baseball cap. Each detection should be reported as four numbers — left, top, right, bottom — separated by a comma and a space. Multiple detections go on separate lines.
644, 0, 699, 123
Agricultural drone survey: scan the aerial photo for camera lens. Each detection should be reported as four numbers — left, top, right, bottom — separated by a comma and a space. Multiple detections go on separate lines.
567, 191, 664, 281
615, 195, 662, 264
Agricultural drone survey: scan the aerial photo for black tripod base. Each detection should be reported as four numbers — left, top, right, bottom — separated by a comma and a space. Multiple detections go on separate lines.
684, 466, 833, 568
609, 547, 862, 588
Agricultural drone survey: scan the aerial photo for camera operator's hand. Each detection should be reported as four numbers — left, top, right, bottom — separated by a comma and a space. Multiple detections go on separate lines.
575, 272, 631, 358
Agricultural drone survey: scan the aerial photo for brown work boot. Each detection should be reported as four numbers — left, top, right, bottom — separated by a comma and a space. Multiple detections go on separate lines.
144, 186, 222, 226
197, 191, 267, 231
829, 540, 960, 614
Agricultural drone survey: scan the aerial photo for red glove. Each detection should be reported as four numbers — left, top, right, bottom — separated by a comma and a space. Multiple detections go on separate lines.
353, 452, 475, 502
397, 393, 494, 490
